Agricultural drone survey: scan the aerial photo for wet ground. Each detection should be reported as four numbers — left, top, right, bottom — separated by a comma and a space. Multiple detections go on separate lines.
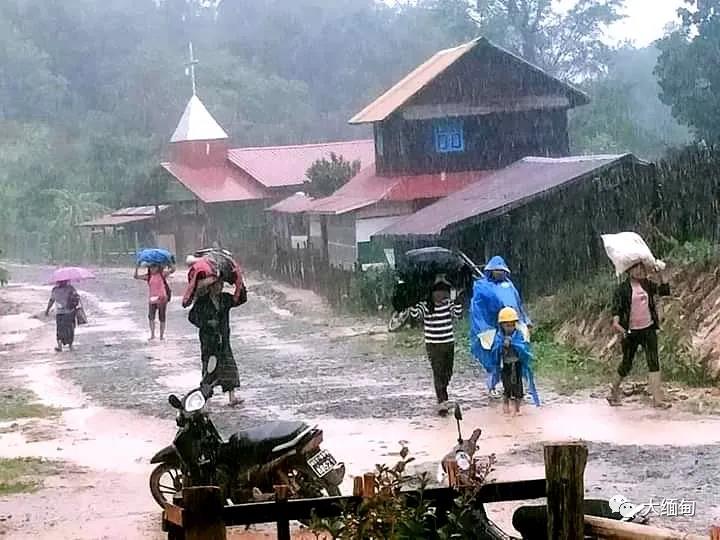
0, 264, 719, 538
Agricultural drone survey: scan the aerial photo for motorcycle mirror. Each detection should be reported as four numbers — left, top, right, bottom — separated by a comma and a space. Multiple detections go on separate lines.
454, 404, 463, 421
168, 394, 182, 409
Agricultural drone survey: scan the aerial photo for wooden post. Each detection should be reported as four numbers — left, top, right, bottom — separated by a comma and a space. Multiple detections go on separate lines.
182, 486, 226, 540
544, 442, 588, 540
584, 515, 707, 540
274, 485, 291, 540
353, 476, 364, 497
363, 473, 376, 497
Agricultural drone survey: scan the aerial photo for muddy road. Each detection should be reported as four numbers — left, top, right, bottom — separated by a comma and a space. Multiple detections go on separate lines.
1, 265, 719, 538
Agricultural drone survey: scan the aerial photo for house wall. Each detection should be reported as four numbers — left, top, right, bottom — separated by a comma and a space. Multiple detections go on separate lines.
326, 214, 357, 270
372, 44, 578, 176
374, 109, 569, 175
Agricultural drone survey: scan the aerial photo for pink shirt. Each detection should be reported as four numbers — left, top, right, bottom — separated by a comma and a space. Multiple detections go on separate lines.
147, 273, 167, 305
629, 281, 652, 330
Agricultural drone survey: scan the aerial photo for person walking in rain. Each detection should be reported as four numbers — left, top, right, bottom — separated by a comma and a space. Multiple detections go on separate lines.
608, 262, 671, 408
45, 280, 80, 352
470, 256, 531, 397
409, 276, 463, 416
491, 307, 540, 415
134, 263, 175, 341
189, 280, 246, 407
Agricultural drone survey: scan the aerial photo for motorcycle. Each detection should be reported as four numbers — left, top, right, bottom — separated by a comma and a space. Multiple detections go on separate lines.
149, 356, 345, 508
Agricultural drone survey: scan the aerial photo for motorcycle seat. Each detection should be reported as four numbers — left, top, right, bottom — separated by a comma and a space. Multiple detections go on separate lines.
230, 421, 311, 457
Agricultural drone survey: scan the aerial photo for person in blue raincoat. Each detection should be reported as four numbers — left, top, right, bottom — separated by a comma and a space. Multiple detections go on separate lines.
490, 307, 540, 414
470, 256, 532, 394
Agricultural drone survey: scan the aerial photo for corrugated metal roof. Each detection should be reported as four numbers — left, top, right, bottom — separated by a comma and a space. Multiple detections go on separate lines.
161, 161, 268, 203
170, 95, 228, 143
375, 154, 647, 237
267, 193, 316, 214
227, 139, 375, 188
349, 37, 589, 125
307, 166, 486, 215
78, 205, 170, 228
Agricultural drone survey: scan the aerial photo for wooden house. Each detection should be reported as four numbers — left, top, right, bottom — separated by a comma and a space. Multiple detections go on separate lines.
290, 37, 590, 270
78, 205, 176, 264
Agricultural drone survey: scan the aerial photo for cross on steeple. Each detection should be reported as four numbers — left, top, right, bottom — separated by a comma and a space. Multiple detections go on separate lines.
185, 42, 199, 96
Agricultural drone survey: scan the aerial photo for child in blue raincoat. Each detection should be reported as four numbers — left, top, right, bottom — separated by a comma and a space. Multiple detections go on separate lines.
491, 307, 540, 414
470, 255, 532, 395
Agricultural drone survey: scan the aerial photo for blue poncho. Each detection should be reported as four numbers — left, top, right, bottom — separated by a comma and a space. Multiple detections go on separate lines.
487, 329, 540, 406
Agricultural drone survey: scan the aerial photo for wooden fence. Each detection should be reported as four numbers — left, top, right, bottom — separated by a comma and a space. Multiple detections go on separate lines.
160, 443, 711, 540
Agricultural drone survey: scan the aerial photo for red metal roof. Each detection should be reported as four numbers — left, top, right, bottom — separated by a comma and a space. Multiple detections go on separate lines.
161, 161, 268, 203
376, 155, 648, 237
307, 166, 487, 215
267, 193, 316, 214
78, 205, 170, 228
227, 140, 375, 188
349, 37, 589, 125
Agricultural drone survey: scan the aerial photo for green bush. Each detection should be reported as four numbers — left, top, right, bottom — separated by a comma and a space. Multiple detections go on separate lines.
346, 267, 396, 313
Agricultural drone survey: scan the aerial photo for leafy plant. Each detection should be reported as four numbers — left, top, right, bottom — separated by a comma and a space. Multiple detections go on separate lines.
311, 447, 499, 540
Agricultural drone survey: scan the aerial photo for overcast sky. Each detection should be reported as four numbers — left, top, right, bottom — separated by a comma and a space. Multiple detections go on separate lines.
385, 1, 686, 47
556, 0, 684, 46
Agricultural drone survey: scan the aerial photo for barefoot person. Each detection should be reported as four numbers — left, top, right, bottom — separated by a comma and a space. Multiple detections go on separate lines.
409, 276, 463, 416
189, 280, 245, 406
45, 280, 80, 352
608, 262, 671, 408
493, 308, 536, 415
134, 263, 175, 341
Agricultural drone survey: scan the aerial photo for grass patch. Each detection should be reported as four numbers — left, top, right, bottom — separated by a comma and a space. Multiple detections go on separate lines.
0, 457, 58, 495
0, 388, 59, 421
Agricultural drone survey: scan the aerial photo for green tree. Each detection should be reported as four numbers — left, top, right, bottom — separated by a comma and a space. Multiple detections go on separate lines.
570, 46, 691, 158
305, 153, 362, 198
420, 0, 625, 79
655, 0, 720, 141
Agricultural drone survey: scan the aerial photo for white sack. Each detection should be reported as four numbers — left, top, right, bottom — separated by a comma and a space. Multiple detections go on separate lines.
601, 232, 666, 276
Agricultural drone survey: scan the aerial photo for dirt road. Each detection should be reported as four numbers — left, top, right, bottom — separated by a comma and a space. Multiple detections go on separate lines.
1, 265, 719, 538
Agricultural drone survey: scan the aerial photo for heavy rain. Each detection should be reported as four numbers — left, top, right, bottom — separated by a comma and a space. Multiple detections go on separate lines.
1, 0, 719, 539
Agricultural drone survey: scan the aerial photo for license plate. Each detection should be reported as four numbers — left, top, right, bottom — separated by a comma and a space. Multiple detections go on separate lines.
307, 450, 337, 478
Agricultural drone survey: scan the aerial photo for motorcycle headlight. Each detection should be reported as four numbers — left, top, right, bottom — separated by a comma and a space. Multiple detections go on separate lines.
455, 451, 471, 472
184, 390, 206, 413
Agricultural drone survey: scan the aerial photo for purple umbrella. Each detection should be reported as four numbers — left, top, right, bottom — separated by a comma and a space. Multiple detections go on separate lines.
47, 267, 96, 284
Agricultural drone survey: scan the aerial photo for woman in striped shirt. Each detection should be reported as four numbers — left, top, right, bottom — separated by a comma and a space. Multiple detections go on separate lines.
409, 277, 464, 415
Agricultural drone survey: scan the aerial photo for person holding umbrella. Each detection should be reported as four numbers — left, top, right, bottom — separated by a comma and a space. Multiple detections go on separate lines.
409, 275, 464, 416
44, 267, 93, 352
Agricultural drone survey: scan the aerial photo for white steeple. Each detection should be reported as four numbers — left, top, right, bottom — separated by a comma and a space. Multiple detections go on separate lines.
170, 95, 228, 143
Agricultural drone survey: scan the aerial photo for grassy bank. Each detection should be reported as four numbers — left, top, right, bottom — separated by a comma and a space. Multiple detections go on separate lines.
0, 457, 59, 495
0, 388, 59, 421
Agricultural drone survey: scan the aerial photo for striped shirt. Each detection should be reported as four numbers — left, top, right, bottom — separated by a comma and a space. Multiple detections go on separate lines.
409, 300, 463, 344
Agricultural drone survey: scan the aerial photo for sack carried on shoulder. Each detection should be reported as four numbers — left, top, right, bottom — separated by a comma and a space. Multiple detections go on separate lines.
76, 305, 88, 325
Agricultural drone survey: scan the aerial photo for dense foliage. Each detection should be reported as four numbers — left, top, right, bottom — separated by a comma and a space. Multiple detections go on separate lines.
655, 0, 720, 142
0, 0, 693, 261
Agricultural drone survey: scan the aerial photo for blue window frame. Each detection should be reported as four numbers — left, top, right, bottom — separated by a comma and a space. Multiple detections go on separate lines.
434, 119, 464, 153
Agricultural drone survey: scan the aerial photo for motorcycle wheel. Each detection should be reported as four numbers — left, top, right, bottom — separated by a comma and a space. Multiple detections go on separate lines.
149, 463, 183, 508
388, 309, 410, 332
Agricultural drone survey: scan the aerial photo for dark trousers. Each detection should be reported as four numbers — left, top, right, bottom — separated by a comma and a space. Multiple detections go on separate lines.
618, 327, 659, 377
56, 313, 76, 345
426, 342, 454, 403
